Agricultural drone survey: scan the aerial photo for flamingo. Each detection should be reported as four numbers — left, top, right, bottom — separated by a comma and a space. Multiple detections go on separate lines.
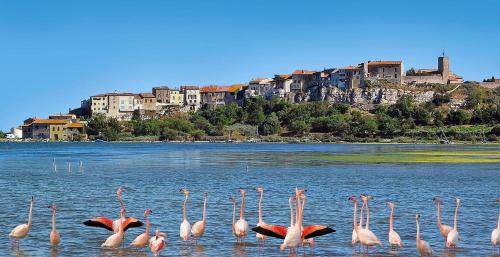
179, 188, 191, 241
255, 187, 267, 243
352, 197, 366, 250
416, 214, 432, 256
251, 190, 334, 250
230, 196, 238, 239
300, 194, 315, 253
446, 197, 461, 248
234, 188, 249, 243
349, 195, 382, 255
48, 204, 60, 246
433, 196, 452, 246
388, 202, 403, 249
492, 198, 500, 250
101, 219, 125, 248
130, 209, 152, 248
280, 188, 304, 253
9, 196, 34, 248
84, 187, 142, 233
191, 192, 208, 243
149, 229, 166, 256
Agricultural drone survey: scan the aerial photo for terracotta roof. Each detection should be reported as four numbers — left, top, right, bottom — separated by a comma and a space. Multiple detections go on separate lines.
68, 123, 84, 128
139, 93, 155, 98
367, 61, 403, 66
276, 74, 292, 79
292, 69, 316, 75
449, 73, 463, 81
200, 84, 244, 93
33, 119, 69, 125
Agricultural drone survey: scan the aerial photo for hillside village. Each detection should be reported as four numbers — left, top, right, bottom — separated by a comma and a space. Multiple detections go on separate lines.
12, 55, 500, 141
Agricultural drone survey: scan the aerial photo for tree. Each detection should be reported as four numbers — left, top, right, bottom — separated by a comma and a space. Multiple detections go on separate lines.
377, 114, 399, 136
289, 120, 311, 136
406, 67, 416, 76
259, 112, 281, 136
103, 118, 121, 141
355, 117, 378, 137
446, 109, 470, 125
0, 131, 6, 139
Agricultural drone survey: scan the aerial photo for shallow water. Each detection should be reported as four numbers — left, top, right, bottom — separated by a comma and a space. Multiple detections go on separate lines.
0, 142, 499, 257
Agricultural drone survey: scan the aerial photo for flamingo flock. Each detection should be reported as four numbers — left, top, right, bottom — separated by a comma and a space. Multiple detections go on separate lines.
8, 188, 500, 256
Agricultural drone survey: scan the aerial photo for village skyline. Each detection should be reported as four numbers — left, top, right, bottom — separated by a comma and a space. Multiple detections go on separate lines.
1, 0, 500, 130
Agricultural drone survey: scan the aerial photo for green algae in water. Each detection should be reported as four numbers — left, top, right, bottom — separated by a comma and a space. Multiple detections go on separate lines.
311, 150, 500, 163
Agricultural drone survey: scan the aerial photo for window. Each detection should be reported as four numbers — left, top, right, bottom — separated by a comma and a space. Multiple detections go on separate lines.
382, 68, 385, 72
395, 74, 397, 78
121, 100, 124, 104
395, 68, 397, 72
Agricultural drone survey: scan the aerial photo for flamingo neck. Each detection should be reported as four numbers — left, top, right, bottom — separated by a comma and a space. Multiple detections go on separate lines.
389, 206, 394, 231
365, 201, 370, 230
453, 201, 459, 230
295, 194, 301, 227
202, 195, 207, 223
183, 195, 188, 222
239, 193, 245, 220
289, 199, 294, 227
416, 218, 420, 241
52, 209, 56, 231
258, 192, 263, 223
436, 202, 442, 227
353, 201, 359, 233
497, 208, 500, 230
145, 215, 150, 236
300, 197, 306, 226
28, 200, 33, 227
231, 202, 236, 233
359, 202, 365, 228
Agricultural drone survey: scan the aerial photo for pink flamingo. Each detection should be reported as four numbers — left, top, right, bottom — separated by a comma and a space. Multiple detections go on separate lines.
191, 192, 208, 243
234, 189, 249, 242
179, 188, 191, 241
130, 209, 152, 248
416, 214, 432, 256
433, 196, 452, 247
492, 198, 500, 250
149, 229, 166, 256
388, 201, 403, 249
349, 195, 382, 255
48, 204, 60, 247
83, 187, 142, 233
446, 197, 461, 248
9, 196, 34, 248
255, 187, 267, 244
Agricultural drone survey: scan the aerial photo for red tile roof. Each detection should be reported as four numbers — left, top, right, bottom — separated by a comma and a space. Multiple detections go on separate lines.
292, 69, 316, 75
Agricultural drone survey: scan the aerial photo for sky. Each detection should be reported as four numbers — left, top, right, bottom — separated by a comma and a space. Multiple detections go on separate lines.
1, 0, 499, 131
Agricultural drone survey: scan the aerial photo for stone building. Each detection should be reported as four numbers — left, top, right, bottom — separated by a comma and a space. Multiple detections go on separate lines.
403, 56, 463, 85
290, 70, 315, 92
168, 89, 184, 106
200, 84, 244, 106
181, 86, 201, 111
247, 78, 274, 96
90, 94, 108, 115
152, 86, 171, 104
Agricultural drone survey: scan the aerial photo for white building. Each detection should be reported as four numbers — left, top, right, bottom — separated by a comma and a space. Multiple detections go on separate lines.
181, 86, 201, 111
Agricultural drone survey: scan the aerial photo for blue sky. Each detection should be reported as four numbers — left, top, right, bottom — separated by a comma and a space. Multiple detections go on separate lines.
1, 0, 499, 131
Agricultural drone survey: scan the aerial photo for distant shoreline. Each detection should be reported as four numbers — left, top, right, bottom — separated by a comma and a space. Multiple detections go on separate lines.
1, 139, 499, 145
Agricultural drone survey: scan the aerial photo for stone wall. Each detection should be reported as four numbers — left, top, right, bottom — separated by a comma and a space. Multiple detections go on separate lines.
305, 85, 435, 110
403, 75, 444, 85
480, 82, 500, 89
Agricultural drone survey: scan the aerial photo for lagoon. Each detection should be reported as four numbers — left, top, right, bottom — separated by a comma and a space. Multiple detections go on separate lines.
0, 142, 499, 256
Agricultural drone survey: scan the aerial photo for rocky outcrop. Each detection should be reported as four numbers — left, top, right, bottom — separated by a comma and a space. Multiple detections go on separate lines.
304, 86, 435, 110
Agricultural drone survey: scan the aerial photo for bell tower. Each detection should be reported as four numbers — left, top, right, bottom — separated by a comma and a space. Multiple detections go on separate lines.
438, 54, 449, 84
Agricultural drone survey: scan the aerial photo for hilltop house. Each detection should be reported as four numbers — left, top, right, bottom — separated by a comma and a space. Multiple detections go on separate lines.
181, 86, 201, 111
200, 84, 245, 106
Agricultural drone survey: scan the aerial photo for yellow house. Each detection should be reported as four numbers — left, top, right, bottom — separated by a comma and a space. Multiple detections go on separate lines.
169, 90, 184, 106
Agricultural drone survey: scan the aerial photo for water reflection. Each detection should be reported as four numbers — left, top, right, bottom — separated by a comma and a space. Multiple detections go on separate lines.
50, 248, 58, 257
233, 242, 246, 257
193, 244, 206, 257
179, 244, 191, 257
99, 248, 147, 257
